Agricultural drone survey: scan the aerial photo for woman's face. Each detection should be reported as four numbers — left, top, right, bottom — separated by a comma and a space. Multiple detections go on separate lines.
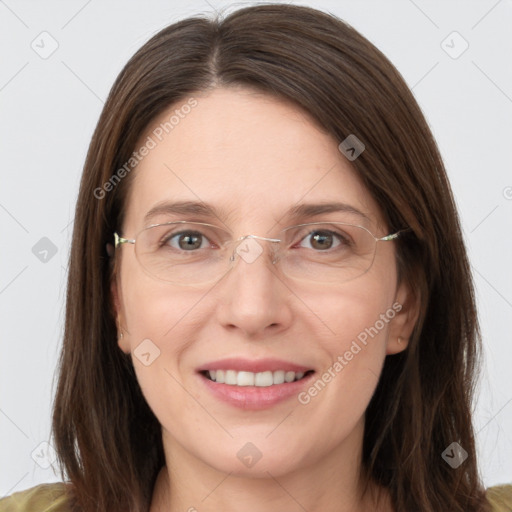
114, 86, 416, 478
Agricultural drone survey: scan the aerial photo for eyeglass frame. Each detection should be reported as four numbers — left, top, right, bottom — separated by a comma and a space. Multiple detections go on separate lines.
112, 220, 409, 284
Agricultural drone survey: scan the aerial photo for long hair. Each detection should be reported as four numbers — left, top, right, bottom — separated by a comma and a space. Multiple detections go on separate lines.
51, 4, 490, 511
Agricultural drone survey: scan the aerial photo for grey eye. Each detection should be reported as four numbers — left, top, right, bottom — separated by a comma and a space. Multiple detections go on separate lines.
166, 231, 210, 251
299, 230, 342, 251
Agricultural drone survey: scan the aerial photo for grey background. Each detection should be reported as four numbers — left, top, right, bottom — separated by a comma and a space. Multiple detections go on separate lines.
1, 0, 511, 496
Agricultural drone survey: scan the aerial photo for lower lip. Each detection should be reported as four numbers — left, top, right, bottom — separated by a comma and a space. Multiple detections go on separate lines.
199, 372, 315, 410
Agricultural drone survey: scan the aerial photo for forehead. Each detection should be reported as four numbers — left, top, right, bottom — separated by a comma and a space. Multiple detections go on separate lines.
122, 87, 383, 233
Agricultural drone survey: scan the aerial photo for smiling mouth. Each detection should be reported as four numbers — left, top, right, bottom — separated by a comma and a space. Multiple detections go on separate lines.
201, 369, 315, 387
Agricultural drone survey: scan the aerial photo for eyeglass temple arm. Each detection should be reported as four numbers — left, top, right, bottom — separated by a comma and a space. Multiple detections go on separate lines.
379, 228, 410, 242
114, 232, 135, 248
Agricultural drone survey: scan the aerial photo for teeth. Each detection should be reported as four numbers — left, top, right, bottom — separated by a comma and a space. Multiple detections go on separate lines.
237, 371, 255, 386
225, 370, 237, 385
205, 369, 309, 386
273, 370, 285, 384
255, 371, 273, 387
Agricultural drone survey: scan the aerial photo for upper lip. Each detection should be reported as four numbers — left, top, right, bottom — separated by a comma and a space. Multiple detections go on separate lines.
197, 358, 314, 373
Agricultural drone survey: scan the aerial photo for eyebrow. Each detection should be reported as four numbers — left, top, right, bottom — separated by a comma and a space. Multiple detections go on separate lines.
143, 200, 371, 226
144, 201, 226, 225
287, 202, 371, 223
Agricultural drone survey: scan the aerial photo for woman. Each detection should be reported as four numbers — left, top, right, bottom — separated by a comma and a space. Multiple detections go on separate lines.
1, 4, 511, 512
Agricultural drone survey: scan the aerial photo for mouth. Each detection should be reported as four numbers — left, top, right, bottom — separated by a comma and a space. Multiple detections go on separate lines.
200, 369, 315, 387
196, 358, 316, 410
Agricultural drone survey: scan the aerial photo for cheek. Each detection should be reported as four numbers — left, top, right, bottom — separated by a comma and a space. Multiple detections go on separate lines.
118, 274, 207, 425
296, 277, 397, 419
310, 273, 397, 354
118, 254, 207, 373
119, 248, 193, 335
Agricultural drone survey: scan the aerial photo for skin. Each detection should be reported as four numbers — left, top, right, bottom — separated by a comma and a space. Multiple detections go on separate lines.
112, 86, 419, 512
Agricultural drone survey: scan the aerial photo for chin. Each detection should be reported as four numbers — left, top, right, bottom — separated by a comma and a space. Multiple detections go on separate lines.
193, 436, 312, 479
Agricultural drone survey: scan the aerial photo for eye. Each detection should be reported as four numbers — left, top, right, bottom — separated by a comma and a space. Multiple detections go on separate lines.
163, 230, 212, 251
298, 229, 346, 251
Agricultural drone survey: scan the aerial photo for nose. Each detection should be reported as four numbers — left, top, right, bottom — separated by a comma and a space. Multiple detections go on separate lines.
214, 236, 293, 338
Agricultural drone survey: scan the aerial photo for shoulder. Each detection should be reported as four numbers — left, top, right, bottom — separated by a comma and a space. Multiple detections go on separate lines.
0, 483, 71, 512
487, 484, 512, 512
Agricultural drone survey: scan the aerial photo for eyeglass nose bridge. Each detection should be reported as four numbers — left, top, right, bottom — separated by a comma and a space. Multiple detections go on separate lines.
229, 234, 282, 265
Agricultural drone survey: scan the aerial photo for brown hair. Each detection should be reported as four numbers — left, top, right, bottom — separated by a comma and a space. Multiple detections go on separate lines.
51, 4, 490, 511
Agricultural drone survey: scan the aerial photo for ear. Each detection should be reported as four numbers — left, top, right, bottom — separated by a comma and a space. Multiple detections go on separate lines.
386, 278, 421, 355
111, 275, 130, 354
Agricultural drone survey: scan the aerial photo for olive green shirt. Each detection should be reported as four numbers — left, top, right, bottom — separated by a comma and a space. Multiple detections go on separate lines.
1, 482, 512, 511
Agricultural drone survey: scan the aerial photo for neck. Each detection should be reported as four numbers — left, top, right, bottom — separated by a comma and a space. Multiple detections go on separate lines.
150, 419, 393, 512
